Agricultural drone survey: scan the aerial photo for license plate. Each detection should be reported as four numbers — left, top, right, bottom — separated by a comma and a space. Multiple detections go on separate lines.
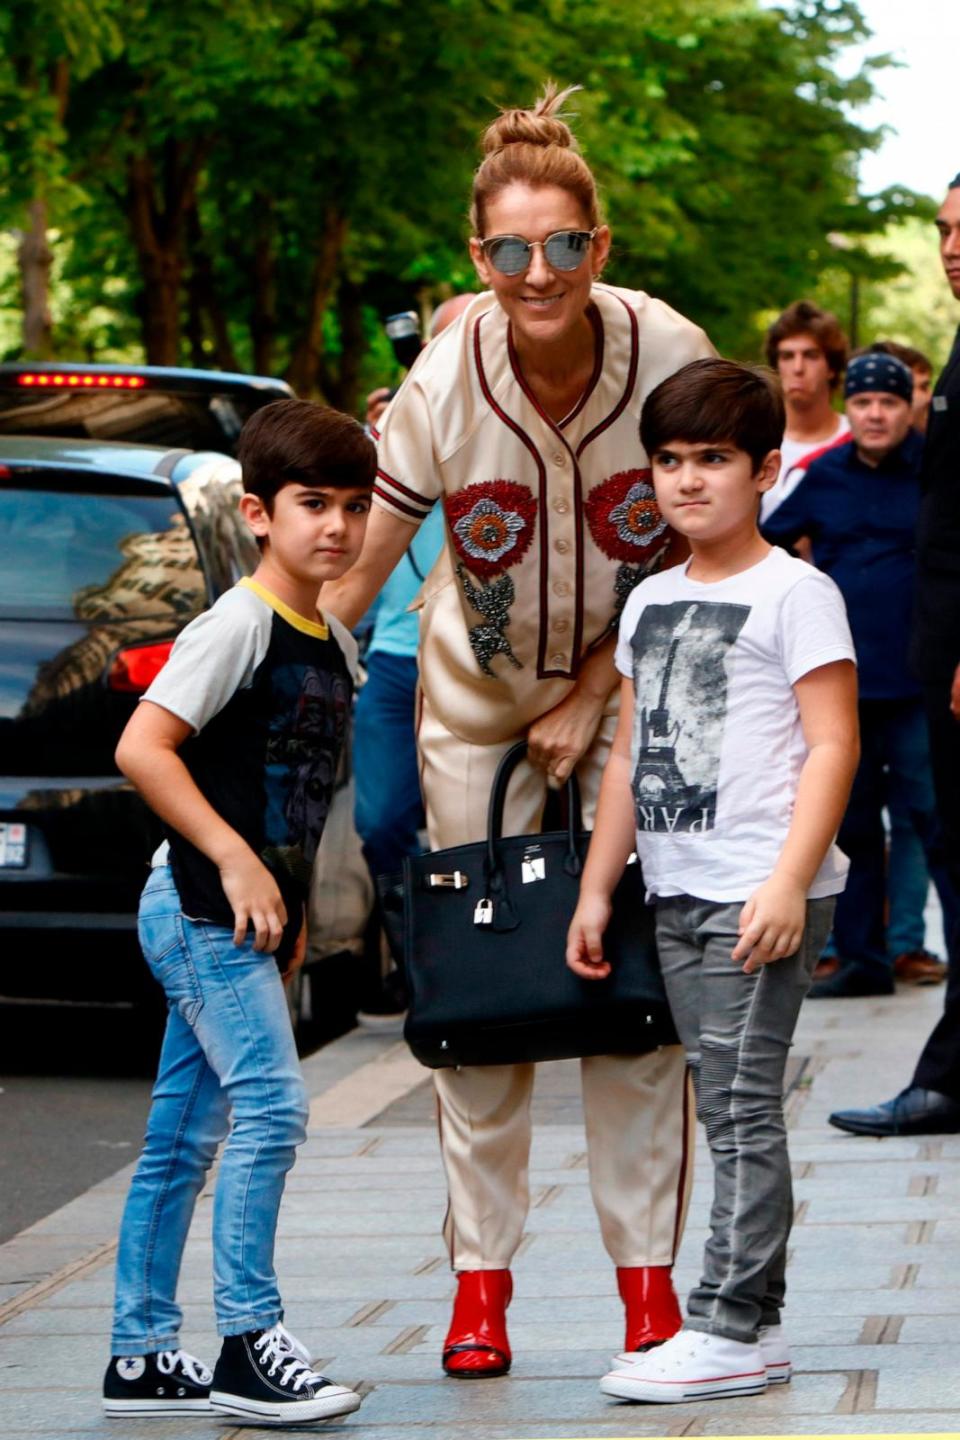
0, 823, 27, 868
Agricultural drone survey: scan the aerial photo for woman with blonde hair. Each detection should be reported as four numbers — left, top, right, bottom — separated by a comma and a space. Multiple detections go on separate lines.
323, 83, 714, 1377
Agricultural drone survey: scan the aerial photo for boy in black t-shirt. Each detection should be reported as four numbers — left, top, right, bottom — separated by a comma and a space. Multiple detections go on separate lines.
103, 402, 374, 1425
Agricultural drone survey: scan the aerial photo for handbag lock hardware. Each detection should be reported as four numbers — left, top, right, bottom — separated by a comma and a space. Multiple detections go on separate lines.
428, 870, 469, 890
474, 898, 494, 925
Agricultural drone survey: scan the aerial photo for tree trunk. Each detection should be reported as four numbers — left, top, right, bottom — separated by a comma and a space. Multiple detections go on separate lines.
18, 198, 55, 358
332, 279, 364, 416
188, 209, 240, 372
185, 262, 207, 368
125, 141, 210, 366
286, 210, 347, 397
251, 196, 277, 376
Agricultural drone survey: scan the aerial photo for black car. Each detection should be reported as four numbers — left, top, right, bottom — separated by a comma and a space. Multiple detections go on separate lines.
0, 361, 293, 454
0, 435, 259, 1008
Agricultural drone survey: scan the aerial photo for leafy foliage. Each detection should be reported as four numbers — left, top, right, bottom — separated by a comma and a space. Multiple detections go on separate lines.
0, 0, 942, 395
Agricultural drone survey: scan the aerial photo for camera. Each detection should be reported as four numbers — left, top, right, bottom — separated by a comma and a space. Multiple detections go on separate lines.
385, 311, 422, 369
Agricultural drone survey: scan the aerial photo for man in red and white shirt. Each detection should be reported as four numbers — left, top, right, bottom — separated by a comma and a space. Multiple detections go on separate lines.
760, 300, 850, 522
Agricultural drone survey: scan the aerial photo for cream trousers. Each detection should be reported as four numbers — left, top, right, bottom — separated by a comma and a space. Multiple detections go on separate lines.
417, 689, 694, 1271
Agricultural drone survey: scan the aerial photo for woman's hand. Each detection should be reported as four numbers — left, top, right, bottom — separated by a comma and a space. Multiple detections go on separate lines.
731, 874, 807, 974
526, 684, 607, 785
526, 636, 618, 785
566, 891, 613, 980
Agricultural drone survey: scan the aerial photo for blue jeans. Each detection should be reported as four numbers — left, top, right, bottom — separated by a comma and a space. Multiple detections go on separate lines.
111, 867, 308, 1354
353, 650, 424, 880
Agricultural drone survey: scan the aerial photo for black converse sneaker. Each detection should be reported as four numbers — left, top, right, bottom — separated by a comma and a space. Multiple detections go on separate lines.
102, 1348, 212, 1415
210, 1324, 362, 1423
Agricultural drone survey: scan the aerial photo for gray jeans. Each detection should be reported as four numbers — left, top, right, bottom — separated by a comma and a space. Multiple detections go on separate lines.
655, 894, 834, 1343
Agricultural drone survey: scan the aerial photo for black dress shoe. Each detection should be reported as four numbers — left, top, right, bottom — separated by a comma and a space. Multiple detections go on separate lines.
808, 963, 895, 999
829, 1087, 960, 1136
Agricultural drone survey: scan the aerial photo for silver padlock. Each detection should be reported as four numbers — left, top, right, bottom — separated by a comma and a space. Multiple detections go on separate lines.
474, 897, 493, 926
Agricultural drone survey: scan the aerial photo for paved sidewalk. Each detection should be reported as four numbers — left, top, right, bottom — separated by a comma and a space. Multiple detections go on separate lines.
2, 983, 959, 1439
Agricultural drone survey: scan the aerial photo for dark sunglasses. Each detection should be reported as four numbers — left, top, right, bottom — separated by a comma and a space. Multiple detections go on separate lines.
478, 228, 598, 277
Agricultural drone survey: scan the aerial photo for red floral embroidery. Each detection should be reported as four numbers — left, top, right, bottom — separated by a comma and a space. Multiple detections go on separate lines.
585, 469, 668, 564
445, 480, 537, 581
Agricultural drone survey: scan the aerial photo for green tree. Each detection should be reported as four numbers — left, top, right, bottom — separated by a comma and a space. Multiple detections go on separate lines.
6, 0, 931, 399
0, 0, 121, 356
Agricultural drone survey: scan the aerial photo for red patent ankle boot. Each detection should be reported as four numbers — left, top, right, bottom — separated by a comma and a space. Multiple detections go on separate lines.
442, 1269, 513, 1377
617, 1265, 683, 1353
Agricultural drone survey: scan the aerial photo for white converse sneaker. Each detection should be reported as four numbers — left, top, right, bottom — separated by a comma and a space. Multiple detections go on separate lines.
615, 1323, 792, 1384
600, 1329, 767, 1404
758, 1323, 791, 1384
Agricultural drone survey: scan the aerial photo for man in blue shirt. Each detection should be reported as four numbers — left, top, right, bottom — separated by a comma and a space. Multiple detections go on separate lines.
764, 352, 958, 998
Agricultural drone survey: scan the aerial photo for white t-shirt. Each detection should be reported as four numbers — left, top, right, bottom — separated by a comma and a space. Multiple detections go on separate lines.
760, 415, 850, 522
614, 546, 856, 903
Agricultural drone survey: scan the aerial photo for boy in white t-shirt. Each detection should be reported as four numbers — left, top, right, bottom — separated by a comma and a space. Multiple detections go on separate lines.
567, 358, 859, 1404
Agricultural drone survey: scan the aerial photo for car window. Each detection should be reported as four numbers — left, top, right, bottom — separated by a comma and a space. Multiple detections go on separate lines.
0, 389, 265, 455
0, 486, 206, 622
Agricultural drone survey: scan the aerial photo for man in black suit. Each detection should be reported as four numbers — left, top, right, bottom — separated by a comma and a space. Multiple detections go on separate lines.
831, 175, 960, 1135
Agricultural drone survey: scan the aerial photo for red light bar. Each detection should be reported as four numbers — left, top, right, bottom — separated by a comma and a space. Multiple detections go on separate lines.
16, 372, 146, 390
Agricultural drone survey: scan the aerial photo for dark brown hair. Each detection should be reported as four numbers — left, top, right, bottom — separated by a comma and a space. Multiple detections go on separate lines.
470, 83, 601, 235
764, 300, 849, 391
238, 399, 376, 510
640, 358, 786, 472
857, 339, 932, 374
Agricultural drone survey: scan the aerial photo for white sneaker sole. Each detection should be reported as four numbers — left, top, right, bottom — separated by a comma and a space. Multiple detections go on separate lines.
614, 1350, 792, 1386
210, 1387, 362, 1422
600, 1368, 767, 1403
765, 1359, 792, 1384
103, 1398, 211, 1416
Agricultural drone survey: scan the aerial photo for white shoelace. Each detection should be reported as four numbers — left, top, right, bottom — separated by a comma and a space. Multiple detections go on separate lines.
156, 1348, 212, 1386
274, 1322, 311, 1365
254, 1325, 328, 1393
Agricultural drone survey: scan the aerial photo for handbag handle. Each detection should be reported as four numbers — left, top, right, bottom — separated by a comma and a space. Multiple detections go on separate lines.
485, 741, 583, 878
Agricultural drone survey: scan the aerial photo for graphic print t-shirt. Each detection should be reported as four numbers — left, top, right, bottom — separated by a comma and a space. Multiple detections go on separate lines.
614, 547, 855, 902
143, 577, 357, 960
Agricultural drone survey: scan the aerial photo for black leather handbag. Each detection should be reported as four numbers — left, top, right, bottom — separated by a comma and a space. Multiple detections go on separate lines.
400, 741, 677, 1067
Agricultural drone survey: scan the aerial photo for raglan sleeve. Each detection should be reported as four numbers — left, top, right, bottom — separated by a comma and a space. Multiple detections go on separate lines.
778, 570, 856, 686
141, 588, 270, 734
372, 377, 442, 528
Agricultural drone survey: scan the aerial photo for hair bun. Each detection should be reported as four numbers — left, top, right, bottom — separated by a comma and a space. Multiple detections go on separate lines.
481, 82, 582, 157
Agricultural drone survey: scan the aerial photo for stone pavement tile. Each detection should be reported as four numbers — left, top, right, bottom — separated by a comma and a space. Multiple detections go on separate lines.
923, 1220, 960, 1244
0, 1240, 114, 1285
872, 1344, 960, 1407
779, 1138, 929, 1161
781, 1287, 960, 1315
292, 1154, 444, 1174
801, 1195, 944, 1223
348, 1421, 672, 1439
900, 1314, 960, 1341
0, 1388, 205, 1434
694, 1418, 960, 1436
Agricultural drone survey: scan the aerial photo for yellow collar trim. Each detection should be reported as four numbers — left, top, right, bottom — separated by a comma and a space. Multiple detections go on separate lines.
238, 577, 330, 639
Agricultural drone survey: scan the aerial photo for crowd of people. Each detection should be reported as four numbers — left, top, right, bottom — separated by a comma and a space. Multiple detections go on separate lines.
95, 82, 960, 1425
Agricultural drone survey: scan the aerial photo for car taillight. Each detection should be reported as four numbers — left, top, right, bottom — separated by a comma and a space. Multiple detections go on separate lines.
16, 373, 147, 389
107, 641, 174, 694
